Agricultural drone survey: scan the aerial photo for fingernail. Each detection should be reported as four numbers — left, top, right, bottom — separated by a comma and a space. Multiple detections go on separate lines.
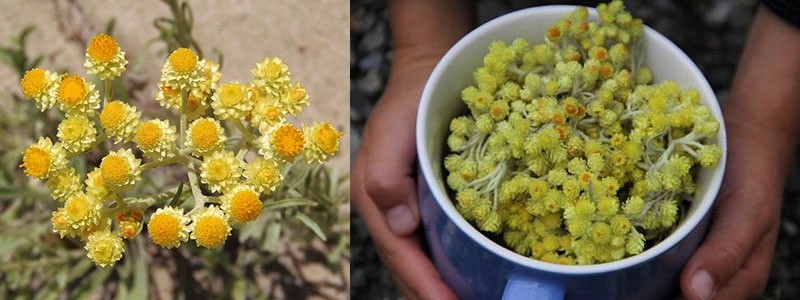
691, 269, 715, 300
385, 205, 415, 235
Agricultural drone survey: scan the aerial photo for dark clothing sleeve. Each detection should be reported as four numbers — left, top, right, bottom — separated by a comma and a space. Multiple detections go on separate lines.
762, 0, 800, 28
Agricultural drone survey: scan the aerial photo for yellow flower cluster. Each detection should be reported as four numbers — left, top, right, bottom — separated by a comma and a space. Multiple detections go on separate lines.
18, 33, 343, 267
444, 1, 721, 265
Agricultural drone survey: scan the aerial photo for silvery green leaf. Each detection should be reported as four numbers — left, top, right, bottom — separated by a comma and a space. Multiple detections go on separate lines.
294, 212, 326, 241
263, 198, 316, 211
262, 223, 281, 252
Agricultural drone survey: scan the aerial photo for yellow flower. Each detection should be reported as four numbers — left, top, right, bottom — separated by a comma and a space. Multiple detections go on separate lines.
170, 48, 197, 72
186, 93, 211, 120
20, 68, 60, 111
20, 68, 48, 99
135, 119, 177, 160
20, 137, 68, 180
302, 121, 343, 163
78, 218, 112, 242
100, 100, 141, 143
147, 206, 190, 249
279, 82, 309, 116
84, 230, 124, 267
63, 192, 102, 231
118, 220, 142, 239
51, 209, 75, 238
252, 57, 290, 96
56, 74, 100, 116
156, 59, 221, 118
243, 157, 283, 194
196, 59, 222, 98
698, 145, 722, 167
86, 167, 109, 199
84, 33, 128, 80
46, 167, 81, 202
99, 149, 141, 190
249, 87, 286, 133
190, 205, 231, 248
160, 47, 203, 91
200, 150, 242, 193
221, 185, 262, 223
211, 81, 252, 120
156, 83, 181, 110
185, 117, 226, 157
257, 123, 304, 163
57, 115, 97, 153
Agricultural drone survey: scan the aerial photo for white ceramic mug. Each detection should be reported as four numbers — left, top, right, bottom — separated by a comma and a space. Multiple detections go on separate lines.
416, 5, 727, 300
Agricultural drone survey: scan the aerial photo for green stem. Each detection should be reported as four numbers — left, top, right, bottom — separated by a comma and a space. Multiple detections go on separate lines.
234, 120, 255, 161
125, 185, 183, 208
113, 193, 126, 208
179, 89, 188, 149
184, 154, 202, 166
141, 155, 183, 171
186, 162, 207, 215
104, 79, 112, 106
234, 120, 254, 142
234, 138, 249, 160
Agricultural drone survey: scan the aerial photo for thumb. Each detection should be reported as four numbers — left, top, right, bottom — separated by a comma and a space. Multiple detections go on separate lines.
679, 182, 773, 300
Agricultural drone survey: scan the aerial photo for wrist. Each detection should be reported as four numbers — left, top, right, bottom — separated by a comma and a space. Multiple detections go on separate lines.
723, 105, 794, 188
387, 0, 475, 89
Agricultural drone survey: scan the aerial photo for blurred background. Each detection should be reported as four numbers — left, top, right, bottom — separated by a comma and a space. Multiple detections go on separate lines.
0, 0, 349, 299
351, 0, 799, 299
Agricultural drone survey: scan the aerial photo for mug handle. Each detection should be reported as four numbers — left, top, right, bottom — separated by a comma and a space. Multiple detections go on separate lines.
502, 271, 564, 300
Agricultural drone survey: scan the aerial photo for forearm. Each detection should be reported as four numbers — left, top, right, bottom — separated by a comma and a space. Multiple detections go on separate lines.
725, 5, 800, 179
388, 0, 476, 80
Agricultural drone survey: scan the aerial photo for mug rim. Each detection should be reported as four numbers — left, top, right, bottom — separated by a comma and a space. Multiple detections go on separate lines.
416, 5, 727, 275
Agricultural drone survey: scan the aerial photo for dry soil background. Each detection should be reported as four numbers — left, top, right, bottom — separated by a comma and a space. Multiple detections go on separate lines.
0, 0, 350, 171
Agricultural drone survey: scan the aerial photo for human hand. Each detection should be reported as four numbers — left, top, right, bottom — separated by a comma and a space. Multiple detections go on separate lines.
352, 1, 474, 298
351, 49, 457, 299
679, 6, 800, 300
678, 114, 782, 300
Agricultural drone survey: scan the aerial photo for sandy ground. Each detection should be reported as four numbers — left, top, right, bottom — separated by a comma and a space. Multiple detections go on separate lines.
0, 0, 349, 170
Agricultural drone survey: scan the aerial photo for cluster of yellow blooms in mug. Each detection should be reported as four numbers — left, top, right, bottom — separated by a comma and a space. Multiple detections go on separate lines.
445, 1, 721, 265
18, 33, 343, 267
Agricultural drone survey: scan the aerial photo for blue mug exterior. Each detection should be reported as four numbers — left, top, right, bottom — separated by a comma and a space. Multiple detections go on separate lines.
415, 5, 726, 300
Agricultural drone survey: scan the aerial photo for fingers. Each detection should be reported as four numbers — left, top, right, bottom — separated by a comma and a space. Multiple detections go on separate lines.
362, 92, 422, 236
353, 149, 457, 300
712, 222, 778, 300
680, 179, 778, 300
376, 230, 457, 300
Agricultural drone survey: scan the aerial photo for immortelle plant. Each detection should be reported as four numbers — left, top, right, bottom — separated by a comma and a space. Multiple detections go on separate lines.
17, 33, 343, 267
444, 1, 721, 265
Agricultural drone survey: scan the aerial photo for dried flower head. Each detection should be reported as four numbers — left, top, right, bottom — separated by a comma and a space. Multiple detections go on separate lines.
147, 206, 190, 249
190, 206, 231, 249
85, 230, 124, 267
200, 150, 242, 193
20, 68, 60, 111
20, 137, 68, 180
99, 149, 141, 190
85, 33, 128, 80
303, 121, 344, 163
221, 185, 262, 223
56, 74, 100, 116
100, 100, 142, 143
135, 119, 177, 160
